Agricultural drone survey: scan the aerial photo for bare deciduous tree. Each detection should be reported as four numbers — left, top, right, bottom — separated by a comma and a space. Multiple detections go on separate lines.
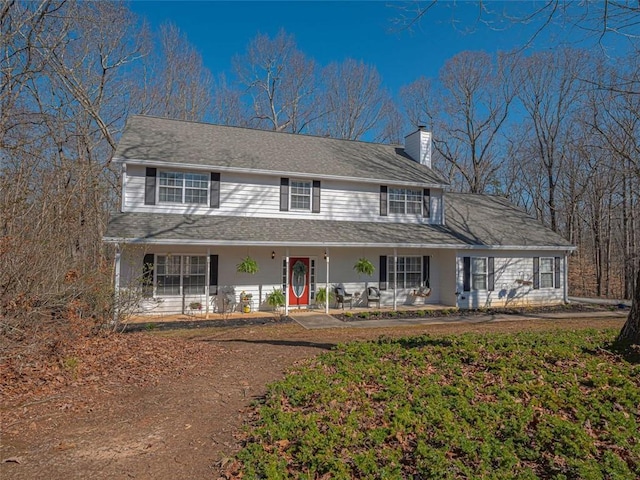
233, 29, 319, 133
136, 23, 213, 122
401, 51, 516, 193
318, 59, 394, 141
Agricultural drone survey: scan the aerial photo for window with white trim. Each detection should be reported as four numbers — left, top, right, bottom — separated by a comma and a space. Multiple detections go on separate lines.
389, 188, 422, 214
156, 255, 206, 295
540, 257, 554, 288
159, 171, 208, 205
290, 180, 311, 210
388, 256, 422, 288
472, 257, 487, 290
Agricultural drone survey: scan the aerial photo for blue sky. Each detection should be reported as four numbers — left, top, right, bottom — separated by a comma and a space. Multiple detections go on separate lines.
130, 1, 632, 97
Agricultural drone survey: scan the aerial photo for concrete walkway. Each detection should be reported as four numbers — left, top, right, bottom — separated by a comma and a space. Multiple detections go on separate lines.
290, 309, 628, 330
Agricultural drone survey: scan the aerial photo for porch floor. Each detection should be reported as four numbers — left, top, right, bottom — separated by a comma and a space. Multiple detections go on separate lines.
126, 304, 451, 324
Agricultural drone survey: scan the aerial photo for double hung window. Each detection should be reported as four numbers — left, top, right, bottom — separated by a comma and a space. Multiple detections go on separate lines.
389, 188, 422, 214
159, 171, 208, 205
540, 258, 554, 288
290, 180, 311, 210
388, 256, 422, 288
471, 257, 487, 290
156, 255, 206, 295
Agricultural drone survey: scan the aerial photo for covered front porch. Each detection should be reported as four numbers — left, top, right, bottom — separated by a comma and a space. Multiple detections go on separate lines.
115, 245, 458, 317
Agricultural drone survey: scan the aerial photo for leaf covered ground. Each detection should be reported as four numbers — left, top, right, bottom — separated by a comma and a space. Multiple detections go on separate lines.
228, 329, 640, 479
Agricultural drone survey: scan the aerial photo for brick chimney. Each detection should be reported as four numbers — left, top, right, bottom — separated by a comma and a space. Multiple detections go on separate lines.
404, 126, 432, 168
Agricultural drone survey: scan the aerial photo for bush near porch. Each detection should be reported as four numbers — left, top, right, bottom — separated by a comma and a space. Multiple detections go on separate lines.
228, 329, 639, 479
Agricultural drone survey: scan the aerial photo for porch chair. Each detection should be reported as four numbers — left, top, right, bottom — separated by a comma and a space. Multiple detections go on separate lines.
366, 286, 381, 308
334, 286, 353, 309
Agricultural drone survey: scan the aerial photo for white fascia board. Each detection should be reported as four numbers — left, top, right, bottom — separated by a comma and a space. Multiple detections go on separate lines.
103, 237, 464, 248
112, 157, 447, 189
103, 236, 574, 251
458, 245, 577, 251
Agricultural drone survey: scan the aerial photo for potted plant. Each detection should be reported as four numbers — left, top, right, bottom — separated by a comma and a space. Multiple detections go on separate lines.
266, 288, 285, 317
189, 301, 202, 311
315, 287, 334, 309
353, 257, 375, 276
236, 256, 259, 274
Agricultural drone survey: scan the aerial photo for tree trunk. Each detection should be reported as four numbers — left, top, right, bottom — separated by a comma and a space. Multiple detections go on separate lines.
617, 261, 640, 345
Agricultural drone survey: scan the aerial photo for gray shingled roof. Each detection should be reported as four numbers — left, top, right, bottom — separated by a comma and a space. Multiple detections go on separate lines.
105, 193, 573, 249
114, 115, 448, 186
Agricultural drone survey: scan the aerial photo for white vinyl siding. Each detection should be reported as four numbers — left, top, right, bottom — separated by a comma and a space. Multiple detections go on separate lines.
540, 257, 554, 288
389, 188, 422, 215
456, 253, 565, 309
290, 180, 311, 211
123, 165, 444, 224
158, 171, 208, 205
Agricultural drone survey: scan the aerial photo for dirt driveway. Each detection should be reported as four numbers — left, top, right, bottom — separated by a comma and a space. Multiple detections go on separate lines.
0, 317, 625, 480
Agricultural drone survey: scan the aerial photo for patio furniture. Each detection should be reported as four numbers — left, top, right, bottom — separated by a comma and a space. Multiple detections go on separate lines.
334, 286, 353, 309
366, 286, 381, 308
412, 285, 432, 297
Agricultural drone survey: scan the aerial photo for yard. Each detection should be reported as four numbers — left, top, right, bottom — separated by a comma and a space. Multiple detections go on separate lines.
1, 316, 636, 479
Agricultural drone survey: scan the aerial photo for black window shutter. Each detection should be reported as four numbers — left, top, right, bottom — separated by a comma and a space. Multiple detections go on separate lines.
488, 257, 495, 291
209, 255, 219, 295
142, 254, 154, 297
144, 167, 157, 205
380, 186, 388, 216
280, 178, 289, 211
463, 257, 471, 292
554, 257, 561, 289
533, 257, 540, 289
423, 189, 431, 218
423, 256, 430, 287
312, 180, 321, 213
379, 255, 387, 290
210, 172, 220, 208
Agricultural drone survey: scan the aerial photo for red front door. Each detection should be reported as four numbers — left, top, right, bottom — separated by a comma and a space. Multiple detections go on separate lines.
289, 257, 310, 306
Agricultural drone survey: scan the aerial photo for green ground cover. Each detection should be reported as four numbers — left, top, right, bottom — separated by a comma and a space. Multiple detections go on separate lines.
232, 329, 639, 479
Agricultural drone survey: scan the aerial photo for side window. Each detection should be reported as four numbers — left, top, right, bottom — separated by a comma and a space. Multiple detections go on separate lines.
540, 257, 554, 288
471, 257, 487, 290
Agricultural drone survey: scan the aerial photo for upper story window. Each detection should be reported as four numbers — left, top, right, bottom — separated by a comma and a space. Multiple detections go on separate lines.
159, 171, 208, 205
389, 188, 422, 214
290, 180, 312, 210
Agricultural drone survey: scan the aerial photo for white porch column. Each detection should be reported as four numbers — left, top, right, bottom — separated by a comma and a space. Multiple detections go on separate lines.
285, 249, 290, 316
113, 244, 121, 325
393, 248, 398, 310
325, 248, 330, 314
563, 252, 569, 304
205, 248, 210, 318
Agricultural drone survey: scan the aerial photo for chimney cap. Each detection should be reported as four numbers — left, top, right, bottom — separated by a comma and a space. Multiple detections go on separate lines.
418, 125, 426, 130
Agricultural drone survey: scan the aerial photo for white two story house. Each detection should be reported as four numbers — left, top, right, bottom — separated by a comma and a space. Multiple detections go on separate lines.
104, 115, 574, 315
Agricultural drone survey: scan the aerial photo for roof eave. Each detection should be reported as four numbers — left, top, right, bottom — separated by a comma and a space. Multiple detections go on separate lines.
103, 236, 575, 251
113, 157, 449, 188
